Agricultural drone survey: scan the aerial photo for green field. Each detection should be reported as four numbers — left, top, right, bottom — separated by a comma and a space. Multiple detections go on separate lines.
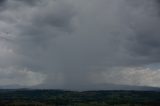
0, 89, 160, 106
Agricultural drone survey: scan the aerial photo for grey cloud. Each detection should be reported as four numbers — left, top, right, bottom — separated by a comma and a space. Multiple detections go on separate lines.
0, 0, 5, 4
0, 0, 160, 89
14, 0, 41, 6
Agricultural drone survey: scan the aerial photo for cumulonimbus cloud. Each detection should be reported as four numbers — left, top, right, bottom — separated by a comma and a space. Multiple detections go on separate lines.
0, 0, 160, 89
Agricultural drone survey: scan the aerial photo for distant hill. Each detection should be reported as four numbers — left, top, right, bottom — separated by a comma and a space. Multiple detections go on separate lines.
32, 83, 160, 91
0, 83, 160, 91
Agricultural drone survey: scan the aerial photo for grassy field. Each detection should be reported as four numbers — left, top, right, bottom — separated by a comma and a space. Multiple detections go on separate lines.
0, 89, 160, 106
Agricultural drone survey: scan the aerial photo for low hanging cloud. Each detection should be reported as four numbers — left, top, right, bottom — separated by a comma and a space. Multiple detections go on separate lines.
0, 0, 160, 89
92, 67, 160, 87
0, 67, 45, 86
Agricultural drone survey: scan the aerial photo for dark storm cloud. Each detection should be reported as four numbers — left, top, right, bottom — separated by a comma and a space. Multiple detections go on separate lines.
1, 0, 160, 89
0, 0, 6, 11
0, 0, 5, 4
124, 0, 160, 65
14, 0, 41, 6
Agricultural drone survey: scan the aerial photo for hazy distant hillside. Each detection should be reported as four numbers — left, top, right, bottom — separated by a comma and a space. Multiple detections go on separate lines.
1, 83, 160, 92
32, 83, 160, 91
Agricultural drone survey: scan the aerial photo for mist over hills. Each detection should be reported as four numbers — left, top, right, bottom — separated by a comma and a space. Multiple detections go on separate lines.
1, 83, 160, 91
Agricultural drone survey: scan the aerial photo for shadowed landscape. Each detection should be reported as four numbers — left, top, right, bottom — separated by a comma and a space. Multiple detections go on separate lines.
0, 89, 160, 106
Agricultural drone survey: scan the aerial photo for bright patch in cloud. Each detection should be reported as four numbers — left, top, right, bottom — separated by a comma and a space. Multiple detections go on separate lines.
97, 67, 160, 87
0, 67, 46, 86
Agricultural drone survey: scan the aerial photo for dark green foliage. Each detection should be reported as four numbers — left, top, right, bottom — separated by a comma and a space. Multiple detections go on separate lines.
0, 89, 160, 106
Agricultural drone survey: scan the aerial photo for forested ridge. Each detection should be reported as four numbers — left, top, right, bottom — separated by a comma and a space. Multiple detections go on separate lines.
0, 89, 160, 106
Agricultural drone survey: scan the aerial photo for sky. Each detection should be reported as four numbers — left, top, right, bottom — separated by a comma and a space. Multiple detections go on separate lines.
0, 0, 160, 90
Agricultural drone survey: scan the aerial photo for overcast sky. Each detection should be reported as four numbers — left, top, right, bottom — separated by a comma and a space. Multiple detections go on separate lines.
0, 0, 160, 90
